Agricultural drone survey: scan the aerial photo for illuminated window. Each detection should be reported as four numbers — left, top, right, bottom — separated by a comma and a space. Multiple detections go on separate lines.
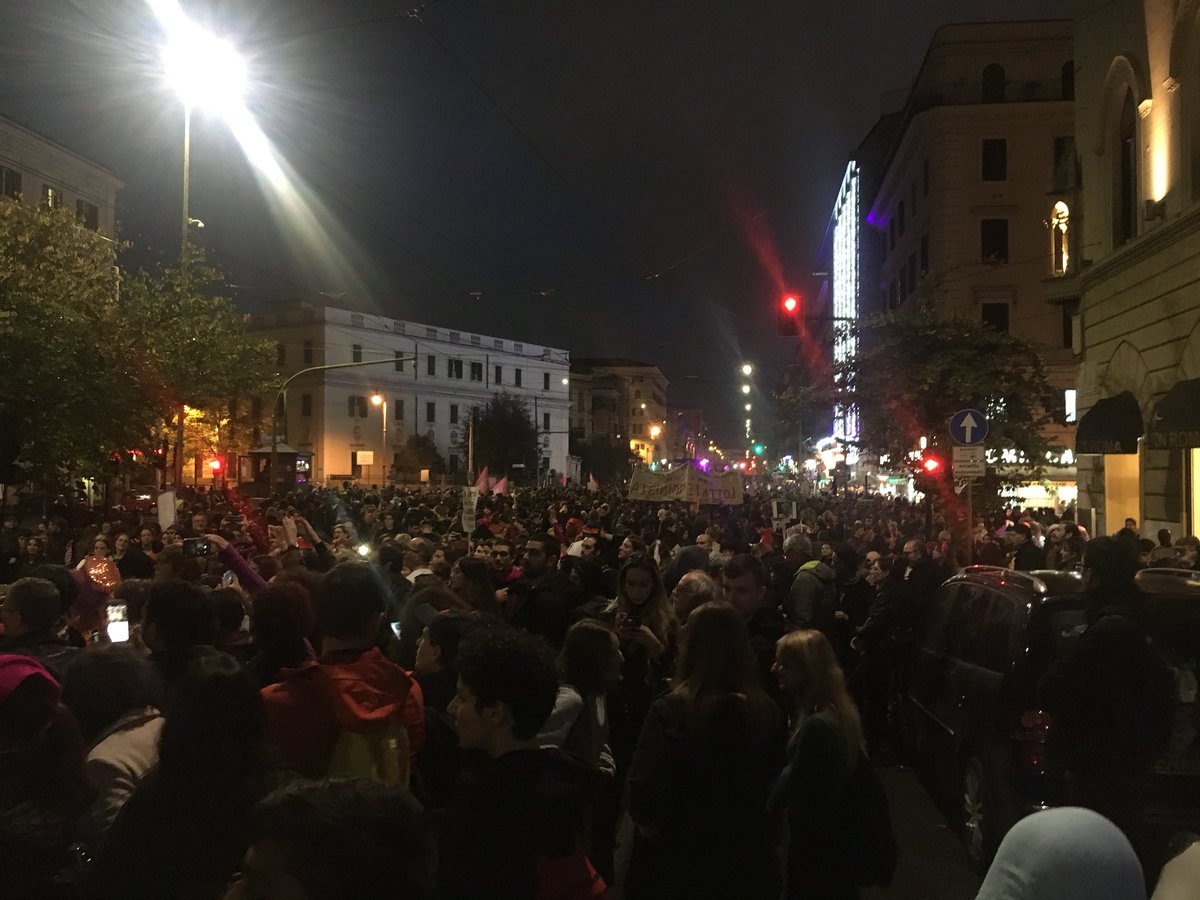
1065, 389, 1077, 423
42, 185, 63, 208
76, 199, 99, 229
1051, 201, 1070, 274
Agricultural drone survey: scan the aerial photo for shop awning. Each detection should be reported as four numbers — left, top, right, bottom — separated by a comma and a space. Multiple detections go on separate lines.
1147, 378, 1200, 449
1075, 391, 1143, 454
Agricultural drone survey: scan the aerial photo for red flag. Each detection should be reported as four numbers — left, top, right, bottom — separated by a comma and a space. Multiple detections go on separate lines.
493, 476, 508, 496
474, 466, 489, 492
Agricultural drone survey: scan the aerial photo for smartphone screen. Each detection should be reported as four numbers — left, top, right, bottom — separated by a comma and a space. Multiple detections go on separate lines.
107, 603, 129, 643
390, 621, 402, 639
182, 537, 210, 558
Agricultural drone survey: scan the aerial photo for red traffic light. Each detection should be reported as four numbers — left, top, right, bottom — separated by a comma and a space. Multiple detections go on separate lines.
920, 456, 942, 473
782, 295, 799, 313
208, 458, 223, 473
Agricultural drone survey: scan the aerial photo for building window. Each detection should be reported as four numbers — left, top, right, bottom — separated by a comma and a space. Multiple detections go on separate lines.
304, 340, 314, 365
449, 331, 460, 343
394, 350, 404, 371
543, 412, 550, 432
1051, 201, 1070, 274
1065, 389, 1077, 423
1052, 137, 1077, 192
981, 139, 1007, 181
493, 339, 503, 350
395, 398, 404, 422
425, 327, 437, 339
888, 280, 898, 309
907, 253, 917, 292
470, 362, 483, 382
543, 372, 550, 390
348, 396, 357, 417
495, 365, 502, 385
981, 218, 1009, 263
300, 393, 312, 416
1061, 306, 1073, 348
76, 199, 99, 229
276, 343, 286, 366
426, 402, 436, 423
981, 302, 1010, 333
514, 343, 524, 354
42, 185, 63, 208
634, 390, 642, 400
451, 359, 463, 379
898, 267, 908, 304
1061, 60, 1075, 101
352, 344, 363, 363
920, 234, 929, 276
450, 404, 459, 425
910, 182, 917, 217
426, 354, 435, 377
515, 368, 522, 387
449, 454, 460, 473
897, 200, 906, 236
350, 313, 364, 328
393, 319, 405, 334
447, 358, 455, 378
982, 63, 1006, 102
0, 166, 21, 199
470, 335, 480, 346
922, 159, 930, 196
1115, 91, 1138, 248
357, 396, 368, 417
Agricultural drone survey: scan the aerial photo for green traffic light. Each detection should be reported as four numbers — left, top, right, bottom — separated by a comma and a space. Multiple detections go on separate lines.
752, 443, 764, 456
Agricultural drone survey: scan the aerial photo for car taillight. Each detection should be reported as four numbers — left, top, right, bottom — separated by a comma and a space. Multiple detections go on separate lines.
1013, 708, 1054, 771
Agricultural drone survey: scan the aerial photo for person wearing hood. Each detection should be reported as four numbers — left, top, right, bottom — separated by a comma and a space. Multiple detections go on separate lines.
783, 533, 839, 637
260, 562, 424, 781
976, 806, 1146, 900
438, 627, 605, 899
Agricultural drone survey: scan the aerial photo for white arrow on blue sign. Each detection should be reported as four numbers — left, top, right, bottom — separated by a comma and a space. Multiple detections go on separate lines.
950, 408, 989, 446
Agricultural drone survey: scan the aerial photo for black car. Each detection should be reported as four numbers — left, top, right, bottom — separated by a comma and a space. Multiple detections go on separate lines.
898, 565, 1200, 872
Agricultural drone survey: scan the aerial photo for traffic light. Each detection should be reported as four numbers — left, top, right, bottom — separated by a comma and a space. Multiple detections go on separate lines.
208, 458, 224, 474
912, 453, 950, 494
777, 294, 800, 336
752, 443, 765, 456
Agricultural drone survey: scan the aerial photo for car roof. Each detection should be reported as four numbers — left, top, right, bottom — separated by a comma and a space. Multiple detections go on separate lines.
948, 566, 1085, 598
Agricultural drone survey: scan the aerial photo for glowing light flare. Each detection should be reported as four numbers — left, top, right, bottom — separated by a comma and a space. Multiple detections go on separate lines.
782, 295, 799, 313
208, 458, 223, 472
649, 425, 662, 440
741, 384, 751, 395
370, 393, 384, 407
920, 457, 942, 473
741, 363, 754, 376
1150, 127, 1169, 202
152, 2, 247, 113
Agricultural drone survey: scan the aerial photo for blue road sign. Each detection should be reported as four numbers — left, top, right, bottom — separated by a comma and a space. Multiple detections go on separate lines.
950, 408, 988, 446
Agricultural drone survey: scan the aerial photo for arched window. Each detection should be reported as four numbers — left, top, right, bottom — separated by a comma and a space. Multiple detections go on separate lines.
1061, 60, 1075, 100
1114, 91, 1139, 247
1051, 201, 1070, 274
982, 64, 1006, 102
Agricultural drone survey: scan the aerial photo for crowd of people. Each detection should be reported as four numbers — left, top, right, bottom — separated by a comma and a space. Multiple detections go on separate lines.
0, 482, 1198, 899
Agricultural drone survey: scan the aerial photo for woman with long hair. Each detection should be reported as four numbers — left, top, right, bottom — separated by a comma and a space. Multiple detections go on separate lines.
626, 601, 784, 898
771, 629, 865, 899
86, 650, 266, 899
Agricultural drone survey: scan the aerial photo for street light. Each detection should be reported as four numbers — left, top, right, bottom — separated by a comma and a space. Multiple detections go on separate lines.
370, 393, 387, 483
158, 11, 248, 255
744, 403, 752, 411
649, 425, 662, 440
741, 363, 754, 376
741, 384, 751, 395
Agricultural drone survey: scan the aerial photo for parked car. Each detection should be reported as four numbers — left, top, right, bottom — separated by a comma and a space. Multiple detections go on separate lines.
121, 484, 158, 512
897, 565, 1200, 873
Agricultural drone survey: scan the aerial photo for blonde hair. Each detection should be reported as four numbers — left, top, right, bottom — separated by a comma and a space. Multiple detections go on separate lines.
775, 629, 864, 769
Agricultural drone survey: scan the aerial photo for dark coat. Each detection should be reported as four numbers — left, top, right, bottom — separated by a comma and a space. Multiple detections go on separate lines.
436, 748, 601, 899
626, 693, 786, 899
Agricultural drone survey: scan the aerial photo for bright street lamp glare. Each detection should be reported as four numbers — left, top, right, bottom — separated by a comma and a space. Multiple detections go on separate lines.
741, 363, 753, 376
370, 393, 383, 407
741, 384, 751, 395
744, 403, 752, 411
162, 21, 247, 113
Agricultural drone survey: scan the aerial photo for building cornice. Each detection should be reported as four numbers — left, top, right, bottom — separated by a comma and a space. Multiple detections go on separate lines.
1079, 200, 1200, 291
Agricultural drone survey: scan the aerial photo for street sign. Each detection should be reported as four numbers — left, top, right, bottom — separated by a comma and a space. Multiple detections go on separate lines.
950, 408, 989, 446
953, 445, 986, 478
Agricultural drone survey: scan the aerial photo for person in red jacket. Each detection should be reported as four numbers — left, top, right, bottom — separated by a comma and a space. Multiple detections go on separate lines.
261, 562, 424, 780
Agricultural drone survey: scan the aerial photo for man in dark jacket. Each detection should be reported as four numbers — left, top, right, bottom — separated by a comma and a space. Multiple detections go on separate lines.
1009, 522, 1046, 571
721, 554, 791, 704
506, 535, 573, 646
0, 577, 79, 678
783, 534, 838, 635
438, 628, 603, 899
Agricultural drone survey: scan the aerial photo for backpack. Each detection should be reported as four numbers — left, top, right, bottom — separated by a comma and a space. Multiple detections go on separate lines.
535, 840, 607, 900
326, 718, 411, 787
842, 754, 898, 888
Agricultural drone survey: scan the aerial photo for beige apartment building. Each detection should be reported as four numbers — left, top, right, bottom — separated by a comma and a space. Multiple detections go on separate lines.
0, 114, 122, 234
866, 21, 1079, 506
570, 358, 670, 466
1071, 0, 1200, 537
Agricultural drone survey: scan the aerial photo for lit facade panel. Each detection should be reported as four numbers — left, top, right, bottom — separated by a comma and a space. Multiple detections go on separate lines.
832, 161, 860, 451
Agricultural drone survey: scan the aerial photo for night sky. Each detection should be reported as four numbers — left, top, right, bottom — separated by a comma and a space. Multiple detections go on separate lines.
2, 0, 1069, 445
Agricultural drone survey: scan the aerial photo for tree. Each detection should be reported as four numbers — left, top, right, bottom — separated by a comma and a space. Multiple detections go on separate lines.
0, 199, 273, 485
777, 303, 1063, 479
471, 393, 538, 476
391, 433, 446, 480
570, 434, 631, 484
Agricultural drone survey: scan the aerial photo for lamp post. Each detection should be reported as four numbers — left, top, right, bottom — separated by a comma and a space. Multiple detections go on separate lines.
270, 357, 414, 494
370, 392, 387, 483
159, 13, 247, 486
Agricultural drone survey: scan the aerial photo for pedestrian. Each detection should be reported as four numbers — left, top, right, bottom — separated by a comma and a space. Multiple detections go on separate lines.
626, 601, 784, 899
770, 628, 866, 899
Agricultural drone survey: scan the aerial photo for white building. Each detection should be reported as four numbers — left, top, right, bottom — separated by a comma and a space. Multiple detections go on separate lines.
0, 114, 122, 234
248, 301, 571, 484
